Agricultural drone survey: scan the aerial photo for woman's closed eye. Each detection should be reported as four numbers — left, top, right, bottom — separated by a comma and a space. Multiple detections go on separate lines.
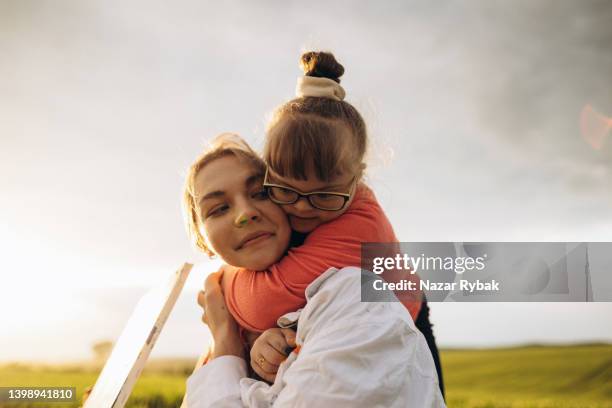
207, 204, 229, 218
251, 189, 269, 200
205, 190, 266, 218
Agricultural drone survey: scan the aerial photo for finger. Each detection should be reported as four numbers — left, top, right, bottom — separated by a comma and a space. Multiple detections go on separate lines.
217, 269, 225, 288
204, 273, 225, 305
197, 291, 210, 327
251, 360, 276, 383
263, 330, 295, 357
204, 271, 223, 292
197, 289, 207, 324
259, 344, 287, 367
251, 336, 285, 361
251, 344, 282, 372
197, 290, 206, 308
280, 328, 297, 348
250, 355, 279, 377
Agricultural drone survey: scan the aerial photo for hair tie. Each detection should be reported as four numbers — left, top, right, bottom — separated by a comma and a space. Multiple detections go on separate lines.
295, 76, 346, 101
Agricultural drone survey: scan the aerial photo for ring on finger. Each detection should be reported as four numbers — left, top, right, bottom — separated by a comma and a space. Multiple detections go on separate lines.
257, 356, 265, 367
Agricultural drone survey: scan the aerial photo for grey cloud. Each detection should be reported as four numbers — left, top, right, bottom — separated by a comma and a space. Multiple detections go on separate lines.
451, 1, 612, 189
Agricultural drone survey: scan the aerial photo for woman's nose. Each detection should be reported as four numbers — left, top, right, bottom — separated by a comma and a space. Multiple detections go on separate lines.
234, 201, 261, 227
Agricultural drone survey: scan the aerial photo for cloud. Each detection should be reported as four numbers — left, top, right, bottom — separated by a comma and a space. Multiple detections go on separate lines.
451, 1, 612, 191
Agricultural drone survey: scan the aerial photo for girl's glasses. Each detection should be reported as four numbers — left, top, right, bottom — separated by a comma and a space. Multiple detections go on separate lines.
263, 168, 355, 211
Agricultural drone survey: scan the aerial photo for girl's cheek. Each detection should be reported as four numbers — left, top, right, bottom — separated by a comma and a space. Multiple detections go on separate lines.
318, 210, 343, 223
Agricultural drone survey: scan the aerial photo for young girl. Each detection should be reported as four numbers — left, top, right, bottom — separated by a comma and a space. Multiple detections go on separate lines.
218, 51, 444, 396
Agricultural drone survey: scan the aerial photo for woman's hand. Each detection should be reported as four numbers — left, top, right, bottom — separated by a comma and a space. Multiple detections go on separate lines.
197, 271, 244, 359
250, 328, 296, 383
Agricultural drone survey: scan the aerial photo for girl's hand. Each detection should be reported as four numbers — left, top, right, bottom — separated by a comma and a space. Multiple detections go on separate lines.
250, 328, 296, 383
197, 271, 244, 359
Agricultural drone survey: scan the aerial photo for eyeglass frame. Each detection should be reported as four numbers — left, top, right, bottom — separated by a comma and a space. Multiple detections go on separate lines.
262, 167, 356, 211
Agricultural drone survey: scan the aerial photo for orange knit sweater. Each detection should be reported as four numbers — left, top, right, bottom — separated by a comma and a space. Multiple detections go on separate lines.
223, 184, 422, 333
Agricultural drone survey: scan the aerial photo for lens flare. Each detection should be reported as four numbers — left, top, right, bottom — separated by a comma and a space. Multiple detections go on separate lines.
580, 104, 612, 150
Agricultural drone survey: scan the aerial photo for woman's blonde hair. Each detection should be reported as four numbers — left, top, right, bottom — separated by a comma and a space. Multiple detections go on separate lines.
183, 133, 265, 256
264, 51, 367, 182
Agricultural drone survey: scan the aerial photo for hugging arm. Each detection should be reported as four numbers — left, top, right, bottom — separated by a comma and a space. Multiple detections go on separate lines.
186, 267, 444, 408
224, 187, 420, 332
223, 187, 421, 333
186, 272, 246, 407
186, 324, 426, 408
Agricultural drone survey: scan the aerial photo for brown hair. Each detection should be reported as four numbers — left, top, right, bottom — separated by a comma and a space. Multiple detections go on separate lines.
264, 51, 367, 182
183, 133, 264, 256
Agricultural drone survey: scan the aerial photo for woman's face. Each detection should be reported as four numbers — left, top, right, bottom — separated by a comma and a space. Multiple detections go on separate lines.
194, 155, 291, 270
265, 167, 357, 233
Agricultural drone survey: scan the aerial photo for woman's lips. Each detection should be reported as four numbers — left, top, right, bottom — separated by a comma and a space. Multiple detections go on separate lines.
239, 232, 273, 249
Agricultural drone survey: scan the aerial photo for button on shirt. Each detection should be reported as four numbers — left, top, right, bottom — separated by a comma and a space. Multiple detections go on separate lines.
186, 266, 446, 408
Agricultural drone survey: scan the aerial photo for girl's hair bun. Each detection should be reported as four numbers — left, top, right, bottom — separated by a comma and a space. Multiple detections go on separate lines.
300, 51, 345, 83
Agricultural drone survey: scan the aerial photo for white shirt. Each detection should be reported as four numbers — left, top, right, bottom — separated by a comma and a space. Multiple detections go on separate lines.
186, 266, 446, 407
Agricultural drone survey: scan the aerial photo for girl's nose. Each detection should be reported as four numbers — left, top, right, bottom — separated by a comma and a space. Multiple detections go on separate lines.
291, 196, 314, 213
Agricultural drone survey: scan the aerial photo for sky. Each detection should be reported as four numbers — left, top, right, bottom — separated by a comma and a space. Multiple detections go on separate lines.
1, 0, 611, 362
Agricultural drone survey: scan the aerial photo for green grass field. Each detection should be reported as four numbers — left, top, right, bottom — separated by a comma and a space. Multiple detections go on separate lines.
1, 344, 610, 407
441, 344, 612, 408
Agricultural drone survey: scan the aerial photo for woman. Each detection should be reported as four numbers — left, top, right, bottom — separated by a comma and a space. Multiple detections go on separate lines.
182, 134, 445, 407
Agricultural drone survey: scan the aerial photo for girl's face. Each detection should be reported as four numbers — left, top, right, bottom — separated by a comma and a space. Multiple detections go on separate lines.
194, 155, 291, 270
264, 167, 357, 233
